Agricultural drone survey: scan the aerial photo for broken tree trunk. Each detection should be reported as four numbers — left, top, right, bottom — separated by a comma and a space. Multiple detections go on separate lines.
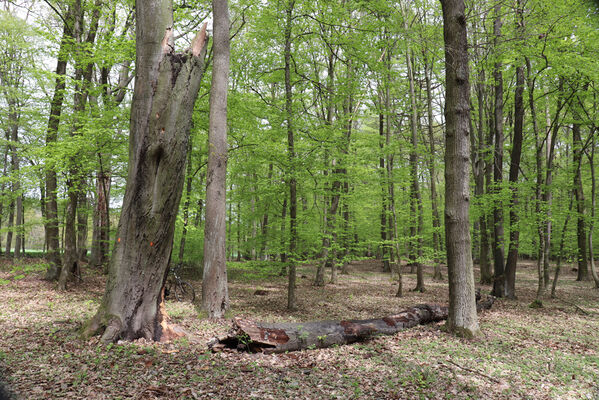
208, 296, 495, 354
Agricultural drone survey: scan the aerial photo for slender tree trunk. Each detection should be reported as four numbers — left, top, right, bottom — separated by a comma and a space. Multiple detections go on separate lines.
441, 0, 480, 336
6, 199, 14, 257
259, 163, 273, 260
178, 141, 193, 264
587, 130, 599, 288
476, 71, 492, 284
379, 112, 389, 272
504, 44, 525, 298
573, 119, 588, 281
77, 189, 89, 261
284, 0, 298, 311
540, 79, 564, 296
59, 0, 102, 290
424, 57, 442, 281
491, 3, 505, 298
43, 8, 73, 279
405, 49, 424, 292
83, 0, 208, 341
7, 102, 22, 259
203, 0, 230, 319
550, 195, 574, 298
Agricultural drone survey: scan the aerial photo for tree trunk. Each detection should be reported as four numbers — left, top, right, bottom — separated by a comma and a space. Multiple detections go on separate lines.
573, 120, 588, 281
424, 55, 442, 281
587, 130, 599, 288
209, 295, 495, 354
59, 0, 101, 290
44, 9, 73, 279
405, 48, 424, 292
90, 168, 111, 267
441, 0, 480, 337
379, 111, 389, 273
284, 0, 298, 311
202, 0, 230, 319
491, 3, 505, 298
83, 1, 208, 342
504, 33, 525, 298
6, 200, 14, 257
77, 188, 89, 261
177, 141, 193, 264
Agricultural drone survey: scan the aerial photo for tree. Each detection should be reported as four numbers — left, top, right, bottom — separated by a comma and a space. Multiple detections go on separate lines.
440, 0, 480, 337
202, 0, 231, 319
84, 0, 208, 342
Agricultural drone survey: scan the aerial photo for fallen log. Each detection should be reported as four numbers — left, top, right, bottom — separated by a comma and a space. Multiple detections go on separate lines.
208, 295, 495, 354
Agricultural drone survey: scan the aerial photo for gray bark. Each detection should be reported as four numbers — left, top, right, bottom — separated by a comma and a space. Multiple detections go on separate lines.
202, 0, 231, 319
441, 0, 480, 336
209, 295, 494, 354
83, 0, 208, 342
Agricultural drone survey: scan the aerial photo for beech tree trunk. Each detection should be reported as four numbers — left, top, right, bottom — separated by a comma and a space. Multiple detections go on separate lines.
209, 296, 495, 354
83, 0, 208, 342
491, 3, 505, 298
441, 0, 480, 337
587, 131, 599, 288
202, 0, 230, 319
284, 0, 298, 310
573, 119, 588, 281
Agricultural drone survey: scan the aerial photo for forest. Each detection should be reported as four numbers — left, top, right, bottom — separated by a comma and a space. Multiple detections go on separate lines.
0, 0, 598, 398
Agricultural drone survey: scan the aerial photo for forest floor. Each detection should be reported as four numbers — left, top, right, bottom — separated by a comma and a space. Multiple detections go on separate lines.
0, 257, 598, 399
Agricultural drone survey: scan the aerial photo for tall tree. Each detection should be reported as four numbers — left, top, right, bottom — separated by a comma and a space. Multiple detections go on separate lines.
491, 2, 505, 298
202, 0, 231, 319
504, 0, 525, 299
284, 0, 298, 311
83, 0, 208, 341
440, 0, 480, 337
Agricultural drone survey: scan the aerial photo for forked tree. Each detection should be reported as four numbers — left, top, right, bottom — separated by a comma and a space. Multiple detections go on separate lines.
440, 0, 480, 337
84, 0, 208, 342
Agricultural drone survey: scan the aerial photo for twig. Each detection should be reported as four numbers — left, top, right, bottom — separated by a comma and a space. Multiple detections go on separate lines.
443, 359, 501, 384
554, 297, 594, 316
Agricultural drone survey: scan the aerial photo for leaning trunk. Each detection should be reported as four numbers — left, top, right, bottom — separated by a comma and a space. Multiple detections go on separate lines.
83, 1, 208, 342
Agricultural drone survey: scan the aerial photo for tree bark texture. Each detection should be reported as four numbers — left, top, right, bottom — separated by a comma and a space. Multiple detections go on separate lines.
83, 0, 208, 342
202, 0, 230, 319
441, 0, 480, 337
208, 295, 495, 354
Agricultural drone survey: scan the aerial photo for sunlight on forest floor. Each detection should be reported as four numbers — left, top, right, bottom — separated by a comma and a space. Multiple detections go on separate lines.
0, 258, 597, 399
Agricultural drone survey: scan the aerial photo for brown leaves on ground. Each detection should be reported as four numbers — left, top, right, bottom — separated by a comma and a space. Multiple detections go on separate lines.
0, 258, 597, 399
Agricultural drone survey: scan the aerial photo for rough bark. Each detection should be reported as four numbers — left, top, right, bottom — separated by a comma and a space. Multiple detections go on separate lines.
441, 0, 480, 336
202, 0, 230, 319
208, 295, 495, 354
83, 0, 208, 341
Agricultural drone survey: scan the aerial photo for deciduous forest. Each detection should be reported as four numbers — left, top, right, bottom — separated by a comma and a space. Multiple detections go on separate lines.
0, 0, 598, 398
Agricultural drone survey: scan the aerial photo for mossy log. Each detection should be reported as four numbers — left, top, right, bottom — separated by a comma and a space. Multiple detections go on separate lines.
208, 295, 495, 354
